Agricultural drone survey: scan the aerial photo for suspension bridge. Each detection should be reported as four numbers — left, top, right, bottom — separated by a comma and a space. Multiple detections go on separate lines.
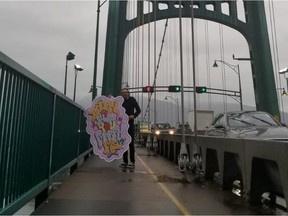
1, 0, 288, 215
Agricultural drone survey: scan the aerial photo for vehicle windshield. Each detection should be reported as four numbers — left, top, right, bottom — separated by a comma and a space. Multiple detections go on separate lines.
178, 123, 190, 129
155, 123, 171, 129
227, 112, 280, 128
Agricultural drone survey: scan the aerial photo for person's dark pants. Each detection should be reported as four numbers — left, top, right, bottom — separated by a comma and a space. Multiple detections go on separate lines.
123, 125, 135, 163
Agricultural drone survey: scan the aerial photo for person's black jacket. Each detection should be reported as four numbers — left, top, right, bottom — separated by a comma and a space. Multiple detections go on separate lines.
122, 96, 141, 125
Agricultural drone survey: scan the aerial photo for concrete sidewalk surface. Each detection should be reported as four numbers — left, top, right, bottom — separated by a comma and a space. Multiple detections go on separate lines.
32, 146, 258, 215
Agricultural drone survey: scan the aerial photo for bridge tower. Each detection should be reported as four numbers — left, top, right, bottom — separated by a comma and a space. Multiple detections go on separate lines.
101, 0, 279, 119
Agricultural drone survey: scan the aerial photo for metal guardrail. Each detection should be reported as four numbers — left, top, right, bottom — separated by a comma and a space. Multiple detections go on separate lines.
0, 52, 91, 215
141, 133, 288, 209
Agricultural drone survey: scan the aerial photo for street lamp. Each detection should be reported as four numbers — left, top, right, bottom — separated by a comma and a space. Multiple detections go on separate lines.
165, 96, 180, 124
276, 88, 287, 96
279, 67, 288, 95
89, 85, 102, 97
73, 64, 83, 101
278, 68, 288, 122
64, 52, 75, 95
279, 68, 288, 89
279, 67, 288, 74
92, 0, 108, 100
213, 60, 243, 111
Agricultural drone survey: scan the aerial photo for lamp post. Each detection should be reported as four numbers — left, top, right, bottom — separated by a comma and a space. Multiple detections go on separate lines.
165, 96, 180, 124
89, 85, 102, 96
64, 52, 75, 95
92, 0, 108, 100
213, 60, 243, 111
279, 67, 288, 91
73, 64, 83, 101
276, 88, 287, 96
278, 67, 288, 122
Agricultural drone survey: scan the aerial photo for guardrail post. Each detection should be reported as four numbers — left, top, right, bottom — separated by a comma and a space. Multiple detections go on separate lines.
47, 94, 57, 195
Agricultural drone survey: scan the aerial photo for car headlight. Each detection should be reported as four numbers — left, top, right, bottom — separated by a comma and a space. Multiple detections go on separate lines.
155, 130, 161, 135
169, 130, 174, 135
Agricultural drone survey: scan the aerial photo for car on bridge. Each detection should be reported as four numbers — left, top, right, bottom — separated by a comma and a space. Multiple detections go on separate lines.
175, 122, 193, 134
206, 111, 288, 141
151, 122, 175, 135
206, 110, 288, 208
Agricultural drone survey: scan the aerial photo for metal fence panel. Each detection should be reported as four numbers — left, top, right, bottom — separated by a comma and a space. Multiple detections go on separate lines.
0, 51, 91, 215
51, 97, 80, 174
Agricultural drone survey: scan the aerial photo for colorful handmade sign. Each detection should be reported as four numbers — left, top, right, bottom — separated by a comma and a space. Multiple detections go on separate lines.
84, 96, 131, 162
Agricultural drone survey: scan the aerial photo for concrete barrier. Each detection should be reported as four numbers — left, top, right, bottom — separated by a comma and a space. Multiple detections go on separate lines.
141, 133, 288, 208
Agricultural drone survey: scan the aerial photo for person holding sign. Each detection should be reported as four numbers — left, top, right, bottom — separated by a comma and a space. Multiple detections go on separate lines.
120, 88, 141, 168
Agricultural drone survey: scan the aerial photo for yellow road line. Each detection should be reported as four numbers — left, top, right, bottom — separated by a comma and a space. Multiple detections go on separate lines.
136, 154, 192, 216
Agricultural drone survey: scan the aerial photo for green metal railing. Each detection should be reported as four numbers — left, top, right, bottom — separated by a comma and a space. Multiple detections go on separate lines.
0, 51, 90, 215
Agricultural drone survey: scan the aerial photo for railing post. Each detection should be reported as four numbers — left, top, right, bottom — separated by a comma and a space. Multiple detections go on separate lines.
47, 94, 57, 195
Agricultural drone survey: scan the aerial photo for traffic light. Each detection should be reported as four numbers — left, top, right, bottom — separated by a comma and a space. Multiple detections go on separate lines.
168, 85, 181, 92
195, 86, 207, 93
142, 86, 154, 93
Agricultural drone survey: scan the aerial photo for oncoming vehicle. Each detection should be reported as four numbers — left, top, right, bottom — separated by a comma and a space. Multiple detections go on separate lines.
138, 122, 150, 133
151, 122, 175, 135
175, 122, 193, 134
206, 111, 288, 141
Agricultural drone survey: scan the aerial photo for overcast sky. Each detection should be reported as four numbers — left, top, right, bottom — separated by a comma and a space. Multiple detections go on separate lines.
1, 0, 288, 120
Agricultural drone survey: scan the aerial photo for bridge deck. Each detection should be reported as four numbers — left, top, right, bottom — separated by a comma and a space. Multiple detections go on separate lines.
32, 146, 258, 215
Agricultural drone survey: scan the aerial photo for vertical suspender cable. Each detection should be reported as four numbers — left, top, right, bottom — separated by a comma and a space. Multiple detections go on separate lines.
123, 3, 131, 86
136, 1, 140, 102
205, 21, 212, 110
123, 34, 128, 85
190, 1, 198, 140
169, 20, 175, 122
128, 2, 133, 86
268, 1, 284, 121
147, 1, 151, 127
178, 0, 185, 145
153, 1, 157, 124
219, 24, 227, 112
165, 26, 169, 122
133, 1, 137, 89
131, 2, 135, 88
126, 2, 130, 85
143, 19, 169, 121
135, 1, 140, 102
134, 2, 137, 88
194, 19, 199, 107
173, 20, 178, 87
187, 1, 204, 181
185, 19, 192, 110
141, 6, 144, 120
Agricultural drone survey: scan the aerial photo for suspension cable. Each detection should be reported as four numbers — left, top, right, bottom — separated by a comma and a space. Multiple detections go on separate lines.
147, 1, 151, 126
143, 19, 169, 120
123, 2, 132, 87
219, 23, 227, 112
205, 20, 212, 110
186, 18, 192, 110
136, 1, 140, 104
268, 1, 284, 121
179, 0, 186, 144
141, 6, 144, 120
191, 0, 198, 139
153, 1, 157, 124
195, 19, 199, 108
131, 1, 135, 88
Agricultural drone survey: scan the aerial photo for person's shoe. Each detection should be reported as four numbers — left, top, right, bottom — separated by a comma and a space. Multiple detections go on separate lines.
128, 162, 135, 168
119, 162, 128, 168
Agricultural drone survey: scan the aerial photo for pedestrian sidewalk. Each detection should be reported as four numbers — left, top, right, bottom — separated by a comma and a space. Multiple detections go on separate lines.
32, 146, 258, 215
